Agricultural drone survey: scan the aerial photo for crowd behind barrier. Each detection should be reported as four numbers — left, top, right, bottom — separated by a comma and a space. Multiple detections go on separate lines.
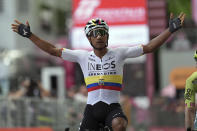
0, 95, 185, 131
0, 97, 86, 131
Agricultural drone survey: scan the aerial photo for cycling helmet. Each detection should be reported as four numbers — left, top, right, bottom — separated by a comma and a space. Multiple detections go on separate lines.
194, 50, 197, 62
84, 18, 109, 36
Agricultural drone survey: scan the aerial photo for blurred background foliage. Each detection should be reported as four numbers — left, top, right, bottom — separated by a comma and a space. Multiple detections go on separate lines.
167, 0, 191, 19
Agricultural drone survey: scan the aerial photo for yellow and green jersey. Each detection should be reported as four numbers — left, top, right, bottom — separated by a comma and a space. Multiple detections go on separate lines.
185, 71, 197, 107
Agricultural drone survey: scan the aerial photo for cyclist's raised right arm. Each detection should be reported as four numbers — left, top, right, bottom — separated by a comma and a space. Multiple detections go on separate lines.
11, 19, 62, 57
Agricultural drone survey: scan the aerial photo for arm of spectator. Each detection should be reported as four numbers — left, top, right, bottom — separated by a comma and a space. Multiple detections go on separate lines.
37, 81, 51, 98
8, 79, 30, 99
8, 87, 27, 99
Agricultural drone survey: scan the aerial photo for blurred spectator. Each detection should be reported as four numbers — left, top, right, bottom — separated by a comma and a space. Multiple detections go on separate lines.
171, 31, 191, 51
131, 96, 150, 130
26, 79, 51, 98
74, 84, 87, 103
66, 85, 77, 99
176, 99, 185, 113
161, 84, 176, 99
65, 85, 86, 128
8, 77, 51, 99
5, 77, 53, 127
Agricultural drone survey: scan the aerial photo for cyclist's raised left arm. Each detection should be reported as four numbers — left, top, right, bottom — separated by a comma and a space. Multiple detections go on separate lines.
143, 12, 185, 54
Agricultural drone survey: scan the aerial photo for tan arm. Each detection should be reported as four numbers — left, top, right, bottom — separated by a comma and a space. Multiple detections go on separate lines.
37, 81, 51, 98
29, 33, 62, 57
143, 28, 171, 54
185, 107, 195, 130
8, 87, 27, 99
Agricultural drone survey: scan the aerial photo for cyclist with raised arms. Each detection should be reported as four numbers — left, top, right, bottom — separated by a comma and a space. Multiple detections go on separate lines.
185, 50, 197, 131
11, 13, 185, 131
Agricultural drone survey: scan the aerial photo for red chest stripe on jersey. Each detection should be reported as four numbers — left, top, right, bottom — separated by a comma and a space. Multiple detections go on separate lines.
87, 82, 122, 92
87, 85, 122, 92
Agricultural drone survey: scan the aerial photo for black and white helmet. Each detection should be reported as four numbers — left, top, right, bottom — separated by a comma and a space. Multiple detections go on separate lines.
84, 18, 109, 36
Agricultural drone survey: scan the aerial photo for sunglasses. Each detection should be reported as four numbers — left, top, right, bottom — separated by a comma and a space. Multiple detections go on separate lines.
90, 29, 108, 38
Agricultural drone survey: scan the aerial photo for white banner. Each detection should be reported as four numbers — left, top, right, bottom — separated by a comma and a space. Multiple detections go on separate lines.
71, 25, 149, 49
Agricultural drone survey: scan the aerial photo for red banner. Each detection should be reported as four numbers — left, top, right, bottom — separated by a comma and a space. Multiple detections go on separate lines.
73, 0, 147, 26
71, 0, 149, 50
149, 127, 185, 131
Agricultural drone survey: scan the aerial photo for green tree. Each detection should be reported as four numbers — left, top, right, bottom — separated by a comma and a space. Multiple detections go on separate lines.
167, 0, 191, 19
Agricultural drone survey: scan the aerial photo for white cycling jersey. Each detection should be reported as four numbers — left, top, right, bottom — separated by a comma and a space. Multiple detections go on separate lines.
61, 45, 144, 105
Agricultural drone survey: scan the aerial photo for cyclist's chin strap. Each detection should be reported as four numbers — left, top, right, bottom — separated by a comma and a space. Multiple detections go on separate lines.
105, 35, 109, 47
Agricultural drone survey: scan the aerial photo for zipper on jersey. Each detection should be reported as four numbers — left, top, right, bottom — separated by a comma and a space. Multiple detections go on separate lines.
97, 55, 105, 99
99, 58, 102, 99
